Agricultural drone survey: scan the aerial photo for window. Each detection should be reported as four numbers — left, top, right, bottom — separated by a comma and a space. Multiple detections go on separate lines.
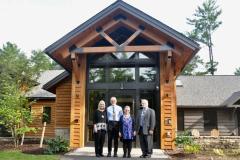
139, 67, 156, 82
204, 110, 217, 131
89, 67, 105, 83
139, 53, 150, 59
233, 99, 240, 105
42, 106, 51, 124
88, 90, 106, 121
177, 109, 184, 131
110, 67, 135, 82
112, 52, 135, 59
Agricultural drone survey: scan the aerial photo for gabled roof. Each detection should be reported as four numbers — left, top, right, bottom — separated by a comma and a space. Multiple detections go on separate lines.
26, 70, 65, 99
177, 75, 240, 107
42, 70, 70, 91
45, 0, 199, 55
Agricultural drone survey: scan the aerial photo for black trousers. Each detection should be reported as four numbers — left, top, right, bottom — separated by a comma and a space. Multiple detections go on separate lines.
107, 121, 119, 153
94, 130, 106, 156
139, 127, 153, 156
122, 139, 132, 156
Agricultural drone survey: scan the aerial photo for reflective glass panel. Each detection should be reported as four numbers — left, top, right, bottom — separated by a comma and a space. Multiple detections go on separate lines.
112, 52, 135, 59
139, 53, 150, 59
89, 68, 105, 83
139, 67, 156, 82
110, 68, 135, 82
88, 90, 106, 121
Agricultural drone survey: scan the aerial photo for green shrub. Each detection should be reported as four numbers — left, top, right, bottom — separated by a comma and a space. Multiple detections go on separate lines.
175, 130, 193, 147
175, 130, 201, 154
45, 136, 69, 154
184, 144, 201, 154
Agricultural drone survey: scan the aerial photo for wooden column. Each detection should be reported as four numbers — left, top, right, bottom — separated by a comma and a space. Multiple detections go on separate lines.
70, 54, 86, 148
160, 52, 177, 150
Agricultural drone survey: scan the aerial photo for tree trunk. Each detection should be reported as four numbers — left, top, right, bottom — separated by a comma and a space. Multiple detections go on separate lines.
208, 35, 214, 75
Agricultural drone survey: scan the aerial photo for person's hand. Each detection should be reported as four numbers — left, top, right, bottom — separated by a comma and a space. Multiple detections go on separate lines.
133, 131, 136, 136
149, 130, 154, 135
119, 132, 122, 137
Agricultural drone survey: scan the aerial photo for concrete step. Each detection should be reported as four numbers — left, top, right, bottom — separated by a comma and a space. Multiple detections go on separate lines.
64, 147, 170, 159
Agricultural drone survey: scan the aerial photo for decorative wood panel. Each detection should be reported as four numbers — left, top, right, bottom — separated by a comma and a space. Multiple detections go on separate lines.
70, 54, 86, 148
160, 53, 177, 150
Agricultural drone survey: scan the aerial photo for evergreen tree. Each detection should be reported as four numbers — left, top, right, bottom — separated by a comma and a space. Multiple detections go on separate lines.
187, 0, 222, 75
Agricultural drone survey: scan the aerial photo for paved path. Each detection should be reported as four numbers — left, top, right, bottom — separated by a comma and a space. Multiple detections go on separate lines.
60, 147, 170, 160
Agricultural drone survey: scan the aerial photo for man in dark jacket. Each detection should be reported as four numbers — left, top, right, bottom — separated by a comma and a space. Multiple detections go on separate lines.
136, 99, 156, 158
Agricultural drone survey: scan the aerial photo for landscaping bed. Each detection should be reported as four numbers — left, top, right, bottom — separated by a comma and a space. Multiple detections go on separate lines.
167, 148, 240, 160
0, 141, 60, 160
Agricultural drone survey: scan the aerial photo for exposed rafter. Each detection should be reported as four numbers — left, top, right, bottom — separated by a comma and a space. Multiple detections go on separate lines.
120, 27, 143, 46
96, 23, 144, 48
98, 30, 119, 46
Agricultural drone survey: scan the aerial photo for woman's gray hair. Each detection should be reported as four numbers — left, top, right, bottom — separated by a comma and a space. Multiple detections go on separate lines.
124, 105, 131, 110
98, 100, 105, 110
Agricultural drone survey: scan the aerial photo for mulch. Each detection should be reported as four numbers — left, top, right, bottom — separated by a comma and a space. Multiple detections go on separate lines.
0, 141, 46, 154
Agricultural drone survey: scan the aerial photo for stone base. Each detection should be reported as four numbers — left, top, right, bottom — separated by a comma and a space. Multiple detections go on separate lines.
194, 136, 240, 149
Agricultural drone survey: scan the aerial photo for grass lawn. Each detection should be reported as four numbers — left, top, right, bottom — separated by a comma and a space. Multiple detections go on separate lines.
0, 150, 59, 160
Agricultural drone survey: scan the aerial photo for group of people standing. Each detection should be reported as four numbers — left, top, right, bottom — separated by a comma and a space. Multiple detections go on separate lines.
93, 97, 156, 158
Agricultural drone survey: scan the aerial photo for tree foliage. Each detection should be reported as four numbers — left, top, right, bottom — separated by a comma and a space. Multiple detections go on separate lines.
30, 50, 55, 75
187, 0, 222, 75
0, 83, 35, 147
182, 55, 206, 75
0, 42, 59, 147
0, 42, 36, 91
234, 67, 240, 76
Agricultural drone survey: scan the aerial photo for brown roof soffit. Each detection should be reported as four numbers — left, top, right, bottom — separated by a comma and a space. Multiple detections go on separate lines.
44, 1, 200, 59
42, 71, 70, 92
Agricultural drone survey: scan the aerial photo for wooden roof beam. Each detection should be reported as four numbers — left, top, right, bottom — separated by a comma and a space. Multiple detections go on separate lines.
71, 53, 80, 83
75, 19, 121, 47
120, 19, 182, 57
165, 51, 172, 82
97, 28, 119, 46
73, 45, 172, 54
121, 27, 144, 46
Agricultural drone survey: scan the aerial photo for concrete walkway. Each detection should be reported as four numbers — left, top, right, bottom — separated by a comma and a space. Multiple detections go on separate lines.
61, 147, 170, 160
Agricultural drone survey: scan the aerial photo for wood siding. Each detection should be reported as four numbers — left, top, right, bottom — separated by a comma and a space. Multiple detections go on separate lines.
27, 100, 55, 138
70, 54, 86, 148
55, 78, 72, 128
180, 109, 236, 136
184, 109, 204, 133
160, 53, 177, 150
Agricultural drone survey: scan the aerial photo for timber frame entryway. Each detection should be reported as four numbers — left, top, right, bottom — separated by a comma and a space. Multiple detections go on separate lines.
44, 0, 200, 150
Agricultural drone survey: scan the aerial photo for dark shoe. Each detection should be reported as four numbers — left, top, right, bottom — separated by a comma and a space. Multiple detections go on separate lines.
123, 154, 126, 158
127, 154, 131, 158
140, 155, 145, 158
145, 154, 151, 158
107, 153, 111, 157
99, 154, 104, 157
113, 153, 118, 157
96, 154, 100, 157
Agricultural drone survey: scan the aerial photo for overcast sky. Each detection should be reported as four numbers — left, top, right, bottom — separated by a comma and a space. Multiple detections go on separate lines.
0, 0, 239, 75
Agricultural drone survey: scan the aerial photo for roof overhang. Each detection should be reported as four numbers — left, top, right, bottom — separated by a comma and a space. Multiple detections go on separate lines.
42, 71, 70, 93
44, 0, 200, 74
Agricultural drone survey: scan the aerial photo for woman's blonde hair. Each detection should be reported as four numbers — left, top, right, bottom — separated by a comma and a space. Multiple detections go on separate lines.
98, 100, 105, 110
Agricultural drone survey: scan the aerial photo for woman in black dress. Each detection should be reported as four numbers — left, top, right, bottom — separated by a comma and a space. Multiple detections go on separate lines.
93, 100, 107, 157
